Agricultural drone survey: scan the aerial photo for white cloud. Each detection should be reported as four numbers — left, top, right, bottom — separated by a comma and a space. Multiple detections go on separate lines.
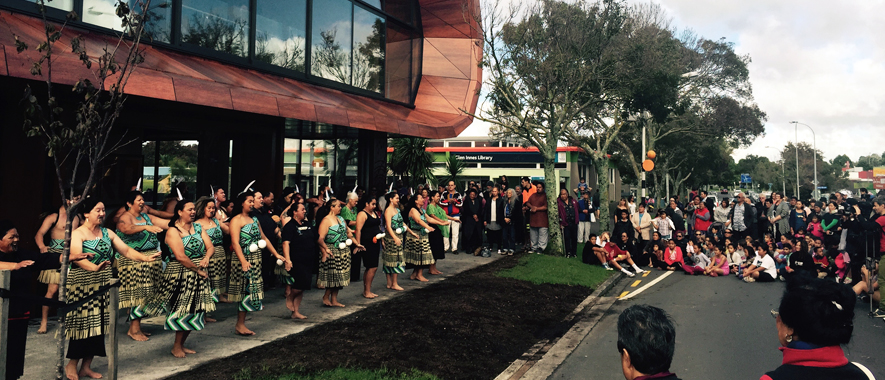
459, 0, 885, 163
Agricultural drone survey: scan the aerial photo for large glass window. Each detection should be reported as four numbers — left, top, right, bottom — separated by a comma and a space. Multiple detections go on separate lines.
26, 0, 73, 11
255, 0, 306, 72
352, 5, 384, 93
82, 0, 171, 43
311, 0, 352, 84
181, 0, 250, 57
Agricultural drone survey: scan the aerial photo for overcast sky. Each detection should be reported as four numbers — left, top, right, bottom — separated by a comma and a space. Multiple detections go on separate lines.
459, 0, 885, 165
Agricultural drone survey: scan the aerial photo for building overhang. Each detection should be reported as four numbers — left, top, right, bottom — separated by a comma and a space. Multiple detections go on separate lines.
0, 0, 481, 139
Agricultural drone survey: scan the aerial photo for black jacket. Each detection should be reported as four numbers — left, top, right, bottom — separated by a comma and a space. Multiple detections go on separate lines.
483, 197, 506, 225
612, 219, 633, 242
727, 203, 756, 231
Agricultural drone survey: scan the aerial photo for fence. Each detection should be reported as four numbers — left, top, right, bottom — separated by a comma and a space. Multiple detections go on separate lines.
0, 270, 121, 380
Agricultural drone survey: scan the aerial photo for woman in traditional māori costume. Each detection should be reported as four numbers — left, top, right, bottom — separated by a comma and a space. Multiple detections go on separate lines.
382, 192, 406, 291
355, 194, 383, 299
0, 220, 93, 380
403, 193, 436, 282
425, 191, 452, 275
228, 190, 284, 336
281, 202, 313, 319
33, 197, 80, 334
145, 200, 215, 358
115, 190, 169, 341
194, 197, 230, 307
317, 198, 365, 307
66, 197, 160, 380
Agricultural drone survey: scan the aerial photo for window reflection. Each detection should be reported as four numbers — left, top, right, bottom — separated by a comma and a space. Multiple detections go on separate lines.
311, 0, 352, 84
82, 0, 171, 43
181, 0, 250, 57
352, 5, 384, 93
255, 0, 306, 72
26, 0, 73, 11
383, 0, 413, 25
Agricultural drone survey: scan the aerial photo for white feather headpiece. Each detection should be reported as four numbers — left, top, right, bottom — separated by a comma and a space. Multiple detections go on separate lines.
135, 178, 142, 192
242, 180, 255, 195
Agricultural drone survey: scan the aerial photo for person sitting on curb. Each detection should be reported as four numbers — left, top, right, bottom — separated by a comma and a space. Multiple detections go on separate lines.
743, 241, 777, 283
584, 232, 612, 270
617, 304, 683, 380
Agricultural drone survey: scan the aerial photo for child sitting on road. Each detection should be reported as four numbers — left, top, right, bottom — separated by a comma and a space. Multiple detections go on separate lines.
683, 242, 711, 275
704, 245, 730, 277
600, 238, 646, 278
774, 242, 791, 280
654, 240, 684, 271
812, 246, 831, 279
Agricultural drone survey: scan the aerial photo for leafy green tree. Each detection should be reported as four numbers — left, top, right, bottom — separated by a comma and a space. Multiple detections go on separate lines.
389, 138, 435, 186
444, 153, 466, 185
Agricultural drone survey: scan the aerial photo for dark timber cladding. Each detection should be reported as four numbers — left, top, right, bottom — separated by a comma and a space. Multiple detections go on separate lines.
0, 0, 482, 250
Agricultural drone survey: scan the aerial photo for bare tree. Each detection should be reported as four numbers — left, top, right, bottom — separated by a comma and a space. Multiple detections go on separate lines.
12, 1, 154, 377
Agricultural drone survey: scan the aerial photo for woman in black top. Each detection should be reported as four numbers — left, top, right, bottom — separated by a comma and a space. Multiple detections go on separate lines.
0, 220, 91, 380
355, 195, 383, 299
281, 203, 316, 319
461, 189, 484, 256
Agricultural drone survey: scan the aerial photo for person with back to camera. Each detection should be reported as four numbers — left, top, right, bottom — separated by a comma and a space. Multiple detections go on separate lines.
762, 277, 876, 380
617, 304, 682, 380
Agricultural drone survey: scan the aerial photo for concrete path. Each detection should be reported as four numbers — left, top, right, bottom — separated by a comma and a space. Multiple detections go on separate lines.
22, 252, 503, 379
548, 270, 885, 379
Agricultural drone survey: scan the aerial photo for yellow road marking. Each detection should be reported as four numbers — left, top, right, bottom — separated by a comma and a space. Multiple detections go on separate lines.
631, 280, 641, 287
618, 291, 630, 298
642, 271, 651, 277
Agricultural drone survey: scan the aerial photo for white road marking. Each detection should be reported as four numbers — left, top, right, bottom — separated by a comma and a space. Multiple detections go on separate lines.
618, 271, 674, 301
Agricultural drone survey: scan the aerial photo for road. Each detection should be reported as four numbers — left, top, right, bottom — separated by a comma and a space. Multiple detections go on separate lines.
550, 270, 885, 380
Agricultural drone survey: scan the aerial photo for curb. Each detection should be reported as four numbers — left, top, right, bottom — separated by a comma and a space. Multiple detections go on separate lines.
495, 272, 624, 380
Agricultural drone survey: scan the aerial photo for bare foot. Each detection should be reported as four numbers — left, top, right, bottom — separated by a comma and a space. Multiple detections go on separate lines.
78, 368, 103, 379
363, 292, 379, 299
391, 285, 404, 291
235, 327, 255, 336
429, 270, 443, 275
127, 332, 149, 341
143, 331, 152, 336
416, 276, 429, 282
205, 316, 217, 323
183, 348, 196, 354
322, 298, 332, 307
409, 274, 417, 280
386, 284, 392, 289
171, 347, 186, 358
330, 302, 345, 307
65, 365, 79, 380
38, 323, 48, 334
286, 298, 295, 312
291, 312, 307, 319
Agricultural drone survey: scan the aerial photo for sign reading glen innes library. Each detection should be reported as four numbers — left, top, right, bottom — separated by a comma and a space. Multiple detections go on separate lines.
453, 152, 544, 163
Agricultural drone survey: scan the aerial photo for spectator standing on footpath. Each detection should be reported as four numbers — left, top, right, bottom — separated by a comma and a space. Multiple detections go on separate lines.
576, 188, 597, 243
557, 188, 579, 258
617, 305, 682, 380
525, 181, 549, 253
483, 186, 505, 254
521, 177, 537, 248
631, 203, 653, 249
726, 193, 755, 242
440, 181, 463, 254
714, 199, 731, 224
769, 192, 791, 241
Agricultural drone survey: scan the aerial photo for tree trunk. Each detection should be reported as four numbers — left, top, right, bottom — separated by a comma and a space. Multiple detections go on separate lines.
55, 209, 73, 379
595, 156, 612, 233
543, 155, 563, 256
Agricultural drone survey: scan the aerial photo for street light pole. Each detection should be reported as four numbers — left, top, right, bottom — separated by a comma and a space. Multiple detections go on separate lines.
791, 121, 817, 200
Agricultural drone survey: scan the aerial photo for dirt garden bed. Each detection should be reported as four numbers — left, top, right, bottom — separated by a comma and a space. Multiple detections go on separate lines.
167, 254, 599, 380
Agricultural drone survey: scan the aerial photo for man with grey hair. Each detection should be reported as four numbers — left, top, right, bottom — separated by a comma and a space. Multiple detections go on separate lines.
726, 192, 755, 241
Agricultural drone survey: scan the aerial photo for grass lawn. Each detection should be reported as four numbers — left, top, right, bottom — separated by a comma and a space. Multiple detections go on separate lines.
234, 368, 439, 380
497, 243, 613, 287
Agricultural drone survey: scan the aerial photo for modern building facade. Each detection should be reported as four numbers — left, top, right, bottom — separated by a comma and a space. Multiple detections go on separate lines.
0, 0, 481, 248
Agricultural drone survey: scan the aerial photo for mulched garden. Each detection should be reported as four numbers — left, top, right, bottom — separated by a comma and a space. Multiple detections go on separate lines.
166, 254, 598, 380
